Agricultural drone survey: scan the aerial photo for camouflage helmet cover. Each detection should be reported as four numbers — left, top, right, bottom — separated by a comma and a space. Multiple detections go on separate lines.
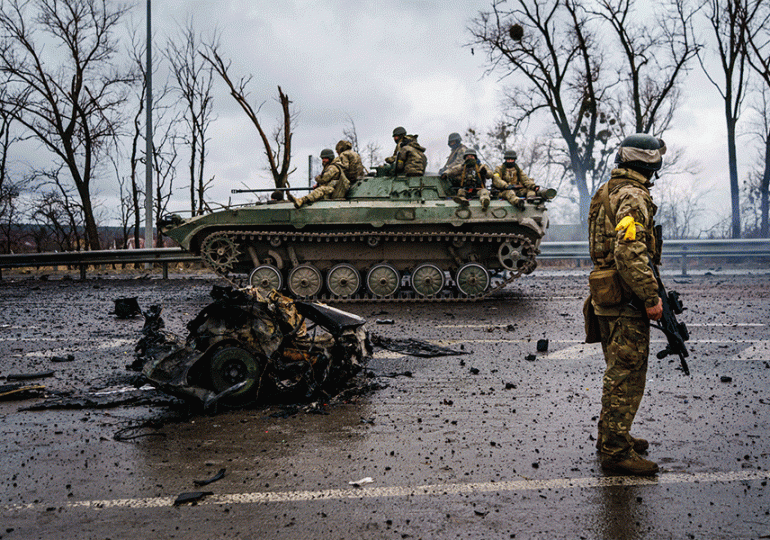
320, 148, 335, 160
448, 132, 462, 144
464, 148, 477, 158
615, 133, 667, 172
392, 126, 407, 137
504, 150, 518, 160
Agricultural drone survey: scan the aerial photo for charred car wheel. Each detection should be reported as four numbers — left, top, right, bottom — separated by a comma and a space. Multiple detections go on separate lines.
209, 347, 263, 403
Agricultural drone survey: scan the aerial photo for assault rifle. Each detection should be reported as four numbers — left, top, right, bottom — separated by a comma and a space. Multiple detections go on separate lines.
649, 262, 690, 376
231, 187, 314, 194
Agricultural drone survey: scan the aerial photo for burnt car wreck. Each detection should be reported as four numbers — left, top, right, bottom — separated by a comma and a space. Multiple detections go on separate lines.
134, 286, 370, 410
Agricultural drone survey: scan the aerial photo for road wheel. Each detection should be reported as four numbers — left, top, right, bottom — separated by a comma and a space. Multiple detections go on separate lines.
248, 264, 283, 296
411, 263, 445, 297
326, 263, 361, 298
287, 264, 323, 298
366, 263, 400, 297
455, 263, 490, 296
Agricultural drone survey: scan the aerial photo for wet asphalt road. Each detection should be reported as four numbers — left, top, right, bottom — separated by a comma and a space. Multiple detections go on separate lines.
0, 268, 769, 539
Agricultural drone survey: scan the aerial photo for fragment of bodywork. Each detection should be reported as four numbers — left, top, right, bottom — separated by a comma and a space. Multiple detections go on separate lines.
112, 297, 142, 318
136, 287, 369, 409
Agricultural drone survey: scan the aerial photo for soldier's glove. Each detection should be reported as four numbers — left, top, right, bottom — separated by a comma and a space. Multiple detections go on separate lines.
615, 216, 640, 241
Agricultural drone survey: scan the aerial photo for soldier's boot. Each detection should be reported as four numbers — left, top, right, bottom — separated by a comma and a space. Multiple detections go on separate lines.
292, 196, 306, 209
286, 193, 300, 208
452, 195, 469, 206
596, 435, 649, 454
481, 195, 490, 211
600, 451, 658, 476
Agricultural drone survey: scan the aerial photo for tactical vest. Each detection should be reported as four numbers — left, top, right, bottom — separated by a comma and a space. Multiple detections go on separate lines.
459, 163, 485, 189
588, 176, 659, 269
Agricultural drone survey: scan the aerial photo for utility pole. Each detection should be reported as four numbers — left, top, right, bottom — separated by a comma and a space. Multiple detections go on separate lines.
144, 0, 154, 253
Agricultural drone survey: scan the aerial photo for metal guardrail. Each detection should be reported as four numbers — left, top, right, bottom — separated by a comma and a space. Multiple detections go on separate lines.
0, 248, 199, 280
0, 239, 768, 279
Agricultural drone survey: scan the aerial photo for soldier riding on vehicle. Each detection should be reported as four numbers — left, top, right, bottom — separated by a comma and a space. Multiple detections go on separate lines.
288, 148, 350, 209
384, 126, 427, 177
443, 148, 492, 210
492, 150, 555, 209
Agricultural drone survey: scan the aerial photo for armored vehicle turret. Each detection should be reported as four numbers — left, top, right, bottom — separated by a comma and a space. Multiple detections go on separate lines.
159, 173, 551, 301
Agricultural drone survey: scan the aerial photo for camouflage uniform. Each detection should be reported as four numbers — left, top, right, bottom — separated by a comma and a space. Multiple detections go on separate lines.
336, 140, 365, 182
304, 157, 350, 204
588, 166, 660, 460
385, 135, 427, 176
492, 162, 540, 204
446, 159, 492, 209
439, 143, 468, 176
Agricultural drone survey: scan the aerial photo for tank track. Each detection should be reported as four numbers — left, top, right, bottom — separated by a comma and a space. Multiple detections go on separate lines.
199, 229, 538, 303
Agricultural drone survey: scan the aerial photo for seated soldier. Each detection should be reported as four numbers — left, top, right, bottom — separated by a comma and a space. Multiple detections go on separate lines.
336, 140, 365, 183
287, 148, 350, 209
438, 132, 468, 176
492, 149, 554, 209
384, 126, 427, 177
443, 148, 492, 210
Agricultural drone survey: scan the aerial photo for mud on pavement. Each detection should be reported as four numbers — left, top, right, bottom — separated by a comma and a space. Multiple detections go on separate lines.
1, 271, 769, 539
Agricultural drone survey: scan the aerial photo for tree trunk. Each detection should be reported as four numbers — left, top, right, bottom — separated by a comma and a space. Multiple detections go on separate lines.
762, 134, 770, 237
726, 110, 741, 238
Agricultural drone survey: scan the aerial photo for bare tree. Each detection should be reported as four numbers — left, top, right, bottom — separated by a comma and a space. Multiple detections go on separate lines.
30, 167, 84, 252
167, 19, 215, 216
0, 85, 25, 253
745, 0, 770, 237
469, 0, 700, 224
656, 180, 709, 239
342, 115, 360, 153
361, 141, 382, 170
698, 0, 752, 238
593, 0, 700, 136
469, 0, 610, 223
202, 41, 296, 188
0, 0, 135, 250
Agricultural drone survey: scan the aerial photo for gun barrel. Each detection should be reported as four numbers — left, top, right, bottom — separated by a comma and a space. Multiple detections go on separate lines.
231, 187, 314, 194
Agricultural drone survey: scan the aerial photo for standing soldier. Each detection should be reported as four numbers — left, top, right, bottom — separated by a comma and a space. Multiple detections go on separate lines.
492, 150, 552, 209
384, 126, 427, 177
288, 148, 350, 209
438, 132, 468, 176
587, 133, 667, 475
336, 140, 365, 183
444, 148, 492, 210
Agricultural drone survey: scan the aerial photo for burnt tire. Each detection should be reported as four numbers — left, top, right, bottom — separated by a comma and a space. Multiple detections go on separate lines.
209, 347, 263, 403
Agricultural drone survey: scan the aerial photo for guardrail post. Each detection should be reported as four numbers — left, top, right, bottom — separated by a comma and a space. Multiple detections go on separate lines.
680, 246, 688, 277
163, 262, 169, 279
79, 264, 86, 280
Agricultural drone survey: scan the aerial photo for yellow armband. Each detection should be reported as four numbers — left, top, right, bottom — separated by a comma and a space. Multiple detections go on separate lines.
615, 215, 640, 241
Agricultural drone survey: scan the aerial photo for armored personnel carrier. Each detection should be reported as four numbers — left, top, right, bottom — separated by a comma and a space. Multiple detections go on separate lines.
159, 174, 551, 301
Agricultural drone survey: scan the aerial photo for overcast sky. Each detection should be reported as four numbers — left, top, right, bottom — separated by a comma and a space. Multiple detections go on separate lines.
114, 1, 759, 230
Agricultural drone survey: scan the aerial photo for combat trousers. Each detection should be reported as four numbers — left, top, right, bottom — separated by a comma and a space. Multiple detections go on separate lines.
304, 182, 336, 203
597, 314, 650, 457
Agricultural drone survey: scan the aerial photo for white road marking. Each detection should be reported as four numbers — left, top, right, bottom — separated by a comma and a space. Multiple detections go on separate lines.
3, 470, 769, 512
437, 323, 765, 329
729, 342, 770, 362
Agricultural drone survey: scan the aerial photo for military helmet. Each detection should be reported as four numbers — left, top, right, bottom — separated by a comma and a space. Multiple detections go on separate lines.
448, 132, 462, 145
504, 150, 517, 160
320, 148, 335, 160
464, 148, 477, 158
615, 133, 666, 172
392, 126, 407, 137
